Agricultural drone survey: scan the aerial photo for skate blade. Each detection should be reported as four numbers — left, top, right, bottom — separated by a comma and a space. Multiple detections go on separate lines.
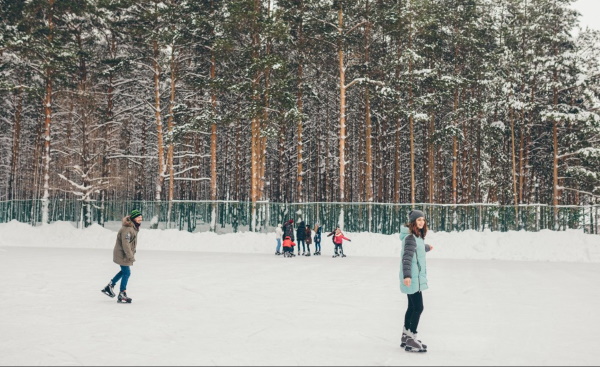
101, 291, 116, 298
404, 346, 427, 353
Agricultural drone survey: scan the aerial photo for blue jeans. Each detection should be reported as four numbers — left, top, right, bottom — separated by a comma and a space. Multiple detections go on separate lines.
111, 265, 131, 292
315, 240, 321, 252
275, 238, 282, 253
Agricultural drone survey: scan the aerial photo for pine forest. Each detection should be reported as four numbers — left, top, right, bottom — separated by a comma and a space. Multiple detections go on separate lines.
0, 0, 599, 231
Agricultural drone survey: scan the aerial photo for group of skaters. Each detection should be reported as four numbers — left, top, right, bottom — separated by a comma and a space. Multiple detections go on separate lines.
274, 219, 351, 258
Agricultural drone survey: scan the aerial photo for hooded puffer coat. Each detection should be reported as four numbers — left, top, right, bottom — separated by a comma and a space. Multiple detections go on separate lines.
113, 216, 139, 266
399, 226, 431, 294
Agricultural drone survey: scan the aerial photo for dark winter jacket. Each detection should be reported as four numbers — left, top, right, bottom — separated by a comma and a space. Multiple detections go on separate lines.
296, 221, 307, 241
113, 216, 139, 266
283, 221, 295, 242
314, 226, 322, 244
399, 226, 431, 295
327, 230, 336, 243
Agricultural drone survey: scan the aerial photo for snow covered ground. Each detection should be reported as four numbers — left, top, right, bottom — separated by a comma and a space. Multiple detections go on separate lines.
0, 220, 599, 366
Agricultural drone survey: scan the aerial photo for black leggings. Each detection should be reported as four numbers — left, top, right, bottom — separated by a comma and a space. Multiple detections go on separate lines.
404, 291, 424, 333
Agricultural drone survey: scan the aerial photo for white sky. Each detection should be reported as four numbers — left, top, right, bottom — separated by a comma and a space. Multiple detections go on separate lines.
0, 221, 599, 365
572, 0, 600, 31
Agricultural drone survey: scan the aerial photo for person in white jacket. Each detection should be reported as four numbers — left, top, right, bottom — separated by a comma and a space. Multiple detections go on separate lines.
275, 223, 284, 255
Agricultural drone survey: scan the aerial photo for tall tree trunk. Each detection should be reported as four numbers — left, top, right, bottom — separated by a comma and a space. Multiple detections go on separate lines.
153, 39, 165, 202
364, 0, 373, 204
9, 84, 23, 201
338, 5, 347, 202
152, 39, 165, 227
296, 0, 305, 203
393, 39, 402, 203
428, 114, 435, 203
452, 88, 458, 205
209, 0, 219, 231
408, 10, 415, 205
41, 0, 55, 225
552, 61, 560, 226
166, 46, 178, 225
249, 0, 262, 230
508, 107, 519, 224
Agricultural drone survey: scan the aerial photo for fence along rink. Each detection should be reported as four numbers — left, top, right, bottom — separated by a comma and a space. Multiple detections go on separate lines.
1, 200, 598, 235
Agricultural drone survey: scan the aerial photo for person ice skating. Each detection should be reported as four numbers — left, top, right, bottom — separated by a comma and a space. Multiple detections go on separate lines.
296, 221, 307, 256
275, 223, 284, 255
283, 219, 295, 243
400, 210, 434, 352
282, 236, 296, 257
326, 227, 338, 251
313, 223, 322, 255
101, 209, 143, 303
304, 224, 312, 256
331, 227, 351, 257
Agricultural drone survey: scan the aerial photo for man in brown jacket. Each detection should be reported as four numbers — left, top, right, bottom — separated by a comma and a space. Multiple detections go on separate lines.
101, 209, 142, 303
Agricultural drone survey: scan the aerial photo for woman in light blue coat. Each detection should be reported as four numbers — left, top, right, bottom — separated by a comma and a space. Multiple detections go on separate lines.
399, 210, 433, 352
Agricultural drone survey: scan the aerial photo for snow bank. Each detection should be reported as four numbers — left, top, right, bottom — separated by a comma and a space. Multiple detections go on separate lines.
1, 220, 598, 263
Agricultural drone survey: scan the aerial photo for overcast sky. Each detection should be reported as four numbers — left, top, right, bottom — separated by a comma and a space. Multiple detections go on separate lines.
572, 0, 600, 32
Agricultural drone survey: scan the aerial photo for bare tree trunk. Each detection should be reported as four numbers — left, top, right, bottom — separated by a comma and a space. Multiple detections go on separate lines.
364, 0, 373, 204
338, 5, 347, 202
166, 46, 178, 226
296, 0, 305, 203
408, 12, 415, 205
41, 0, 55, 225
153, 40, 165, 202
249, 0, 262, 230
452, 88, 458, 205
510, 106, 519, 223
9, 84, 23, 201
428, 114, 435, 203
152, 39, 165, 228
208, 0, 219, 231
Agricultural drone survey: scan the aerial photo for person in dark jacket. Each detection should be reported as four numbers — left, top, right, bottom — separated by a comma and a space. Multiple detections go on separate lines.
296, 221, 307, 256
283, 219, 295, 243
399, 209, 434, 352
313, 223, 322, 255
101, 209, 143, 303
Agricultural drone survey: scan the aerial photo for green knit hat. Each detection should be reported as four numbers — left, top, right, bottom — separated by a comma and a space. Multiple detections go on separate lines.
130, 209, 142, 220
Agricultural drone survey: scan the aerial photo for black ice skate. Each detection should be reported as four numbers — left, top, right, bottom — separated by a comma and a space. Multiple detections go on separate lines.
403, 330, 427, 352
101, 282, 116, 298
332, 253, 339, 258
117, 291, 132, 303
401, 327, 427, 349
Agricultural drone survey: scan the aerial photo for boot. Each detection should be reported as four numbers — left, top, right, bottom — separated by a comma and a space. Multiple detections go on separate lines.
101, 282, 116, 298
404, 330, 426, 352
117, 290, 132, 303
401, 327, 427, 349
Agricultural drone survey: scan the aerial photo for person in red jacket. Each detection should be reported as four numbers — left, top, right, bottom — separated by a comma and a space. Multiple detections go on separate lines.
282, 236, 297, 257
331, 227, 351, 258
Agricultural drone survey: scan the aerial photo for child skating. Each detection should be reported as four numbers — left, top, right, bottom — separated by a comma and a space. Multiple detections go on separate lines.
330, 227, 351, 257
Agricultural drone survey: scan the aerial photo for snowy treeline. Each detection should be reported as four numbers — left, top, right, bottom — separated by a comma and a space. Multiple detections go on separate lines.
1, 0, 599, 215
